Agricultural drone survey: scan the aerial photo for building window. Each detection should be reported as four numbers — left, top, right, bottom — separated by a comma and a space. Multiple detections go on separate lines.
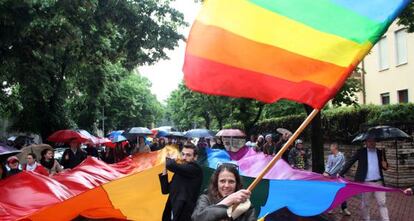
378, 36, 388, 71
395, 29, 408, 65
398, 89, 408, 103
381, 93, 390, 105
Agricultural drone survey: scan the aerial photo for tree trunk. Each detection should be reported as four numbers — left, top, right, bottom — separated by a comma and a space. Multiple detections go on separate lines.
304, 105, 325, 173
244, 103, 264, 136
203, 112, 211, 129
217, 119, 223, 130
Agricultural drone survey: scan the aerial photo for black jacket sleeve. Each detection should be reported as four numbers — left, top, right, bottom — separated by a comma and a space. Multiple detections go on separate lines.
191, 195, 257, 221
191, 194, 229, 221
243, 207, 258, 221
166, 158, 201, 178
339, 148, 361, 177
158, 173, 169, 194
61, 149, 70, 168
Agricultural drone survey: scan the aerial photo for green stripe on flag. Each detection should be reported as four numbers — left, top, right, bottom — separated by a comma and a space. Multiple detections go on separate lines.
249, 0, 386, 44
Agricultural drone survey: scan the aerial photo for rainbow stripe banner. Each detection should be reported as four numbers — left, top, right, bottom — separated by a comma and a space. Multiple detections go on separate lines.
183, 0, 410, 108
0, 146, 180, 221
1, 147, 403, 220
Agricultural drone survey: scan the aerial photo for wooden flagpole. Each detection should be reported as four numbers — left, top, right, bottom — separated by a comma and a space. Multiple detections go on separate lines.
246, 108, 320, 192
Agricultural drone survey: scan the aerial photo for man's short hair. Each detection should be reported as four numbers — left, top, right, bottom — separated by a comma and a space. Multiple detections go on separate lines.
27, 153, 37, 160
330, 142, 339, 148
183, 142, 198, 156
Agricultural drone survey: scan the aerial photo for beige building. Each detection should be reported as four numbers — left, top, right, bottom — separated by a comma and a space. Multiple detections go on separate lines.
358, 20, 414, 105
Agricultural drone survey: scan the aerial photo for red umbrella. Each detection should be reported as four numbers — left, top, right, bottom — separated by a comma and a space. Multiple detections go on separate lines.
47, 130, 91, 143
76, 129, 100, 145
95, 137, 112, 146
216, 129, 246, 137
104, 140, 128, 149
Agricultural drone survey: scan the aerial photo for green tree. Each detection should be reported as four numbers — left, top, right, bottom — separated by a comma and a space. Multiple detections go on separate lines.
398, 2, 414, 32
262, 100, 304, 119
99, 67, 162, 131
0, 0, 185, 139
166, 83, 266, 134
166, 83, 215, 130
229, 99, 264, 135
166, 84, 200, 130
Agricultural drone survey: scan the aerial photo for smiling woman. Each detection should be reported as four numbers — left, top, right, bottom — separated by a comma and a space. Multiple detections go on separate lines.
191, 163, 257, 221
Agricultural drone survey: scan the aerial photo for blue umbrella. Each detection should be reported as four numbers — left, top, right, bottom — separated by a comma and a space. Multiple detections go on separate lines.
111, 135, 128, 143
156, 130, 169, 138
184, 129, 215, 138
107, 130, 124, 139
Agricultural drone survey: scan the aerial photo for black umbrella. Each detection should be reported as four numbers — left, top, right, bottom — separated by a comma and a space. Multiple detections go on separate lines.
123, 127, 152, 140
352, 125, 412, 143
166, 131, 184, 138
0, 143, 21, 162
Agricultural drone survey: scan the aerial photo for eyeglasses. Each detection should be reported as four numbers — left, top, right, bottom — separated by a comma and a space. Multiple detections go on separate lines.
216, 162, 239, 171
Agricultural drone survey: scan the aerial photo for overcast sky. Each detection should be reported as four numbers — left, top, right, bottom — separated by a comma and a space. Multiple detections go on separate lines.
137, 0, 201, 103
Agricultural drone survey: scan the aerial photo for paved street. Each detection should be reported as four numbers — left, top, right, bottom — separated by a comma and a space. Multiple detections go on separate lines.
326, 191, 414, 221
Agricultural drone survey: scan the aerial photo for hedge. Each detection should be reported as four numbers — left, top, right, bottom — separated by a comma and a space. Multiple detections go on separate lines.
225, 103, 414, 143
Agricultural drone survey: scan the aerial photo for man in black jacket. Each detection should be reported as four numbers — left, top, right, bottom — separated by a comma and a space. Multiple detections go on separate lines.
61, 139, 87, 169
159, 142, 203, 221
339, 138, 389, 221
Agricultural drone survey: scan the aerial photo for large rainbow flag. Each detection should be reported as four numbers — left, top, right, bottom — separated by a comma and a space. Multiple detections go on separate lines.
183, 0, 411, 108
0, 147, 402, 220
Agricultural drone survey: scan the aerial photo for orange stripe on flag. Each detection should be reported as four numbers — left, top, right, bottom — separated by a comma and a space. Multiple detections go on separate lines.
186, 21, 348, 88
183, 54, 353, 109
21, 187, 125, 221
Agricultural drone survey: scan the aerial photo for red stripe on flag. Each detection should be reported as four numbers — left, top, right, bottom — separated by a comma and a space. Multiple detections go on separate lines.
183, 54, 340, 108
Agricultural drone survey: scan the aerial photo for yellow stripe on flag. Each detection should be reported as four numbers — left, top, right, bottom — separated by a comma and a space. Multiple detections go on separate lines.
103, 164, 167, 221
197, 0, 372, 67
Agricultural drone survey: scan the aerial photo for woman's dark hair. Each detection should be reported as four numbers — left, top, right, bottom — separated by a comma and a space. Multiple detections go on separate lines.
41, 149, 53, 159
207, 163, 243, 203
138, 136, 145, 145
159, 138, 166, 144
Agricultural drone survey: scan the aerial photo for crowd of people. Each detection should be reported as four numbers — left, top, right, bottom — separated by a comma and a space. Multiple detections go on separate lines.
0, 135, 223, 179
159, 135, 414, 221
1, 131, 413, 221
244, 133, 311, 170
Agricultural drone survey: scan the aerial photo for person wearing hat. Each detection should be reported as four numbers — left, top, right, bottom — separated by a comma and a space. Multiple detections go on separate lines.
5, 156, 22, 177
288, 139, 310, 170
339, 137, 389, 221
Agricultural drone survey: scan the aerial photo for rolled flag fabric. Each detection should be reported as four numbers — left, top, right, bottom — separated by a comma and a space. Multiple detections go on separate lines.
183, 0, 411, 108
